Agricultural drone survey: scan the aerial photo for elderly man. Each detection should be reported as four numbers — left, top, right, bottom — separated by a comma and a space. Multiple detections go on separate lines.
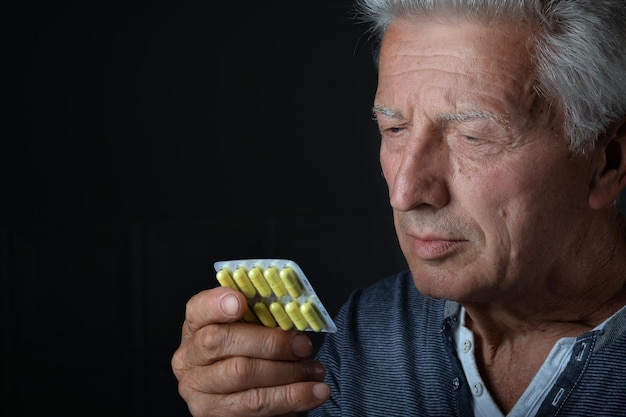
172, 1, 626, 416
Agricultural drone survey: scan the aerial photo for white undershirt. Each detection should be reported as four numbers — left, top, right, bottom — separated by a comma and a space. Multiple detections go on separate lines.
453, 306, 625, 417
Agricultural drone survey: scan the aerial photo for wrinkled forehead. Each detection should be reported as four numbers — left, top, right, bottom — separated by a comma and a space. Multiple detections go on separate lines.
379, 16, 536, 63
368, 3, 540, 60
375, 18, 544, 129
374, 11, 540, 70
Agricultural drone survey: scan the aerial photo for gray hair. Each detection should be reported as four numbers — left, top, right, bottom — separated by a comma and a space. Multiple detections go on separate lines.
355, 0, 626, 153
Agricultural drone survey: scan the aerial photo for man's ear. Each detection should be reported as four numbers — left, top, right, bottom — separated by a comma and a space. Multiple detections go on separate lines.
589, 118, 626, 209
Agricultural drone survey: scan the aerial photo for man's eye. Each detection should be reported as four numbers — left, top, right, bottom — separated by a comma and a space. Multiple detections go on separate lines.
465, 135, 480, 141
383, 126, 405, 134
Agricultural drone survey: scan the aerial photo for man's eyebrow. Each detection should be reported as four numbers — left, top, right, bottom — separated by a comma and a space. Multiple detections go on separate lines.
372, 105, 509, 126
371, 105, 407, 121
437, 110, 509, 126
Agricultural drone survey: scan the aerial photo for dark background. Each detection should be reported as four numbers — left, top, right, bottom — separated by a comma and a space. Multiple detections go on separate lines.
3, 2, 626, 416
2, 1, 406, 416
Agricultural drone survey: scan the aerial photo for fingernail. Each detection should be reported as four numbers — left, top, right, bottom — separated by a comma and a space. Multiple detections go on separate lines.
313, 383, 330, 400
292, 333, 312, 358
220, 293, 240, 317
310, 362, 326, 380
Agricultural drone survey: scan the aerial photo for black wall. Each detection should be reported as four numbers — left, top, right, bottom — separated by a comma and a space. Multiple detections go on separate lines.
3, 2, 626, 416
2, 1, 406, 416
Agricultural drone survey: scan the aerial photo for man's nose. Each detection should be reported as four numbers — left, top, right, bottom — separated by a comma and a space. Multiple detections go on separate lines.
388, 137, 450, 212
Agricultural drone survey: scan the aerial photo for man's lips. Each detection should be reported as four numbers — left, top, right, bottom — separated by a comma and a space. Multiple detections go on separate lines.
409, 236, 467, 260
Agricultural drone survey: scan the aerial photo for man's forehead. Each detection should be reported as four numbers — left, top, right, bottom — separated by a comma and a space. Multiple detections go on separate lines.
374, 18, 538, 124
378, 18, 535, 70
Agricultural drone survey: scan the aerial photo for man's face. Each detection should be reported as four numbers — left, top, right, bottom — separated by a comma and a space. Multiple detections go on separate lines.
375, 18, 596, 302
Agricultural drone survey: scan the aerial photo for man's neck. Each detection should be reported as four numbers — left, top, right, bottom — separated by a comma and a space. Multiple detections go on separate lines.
460, 265, 626, 413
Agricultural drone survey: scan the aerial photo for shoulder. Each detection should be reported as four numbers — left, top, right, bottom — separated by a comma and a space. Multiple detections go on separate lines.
339, 269, 444, 327
318, 270, 447, 354
312, 270, 459, 416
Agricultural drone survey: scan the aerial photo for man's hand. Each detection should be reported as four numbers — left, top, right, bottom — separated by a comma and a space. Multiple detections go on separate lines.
171, 286, 330, 417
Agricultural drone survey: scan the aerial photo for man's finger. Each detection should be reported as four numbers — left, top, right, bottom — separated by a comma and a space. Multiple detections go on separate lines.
185, 382, 330, 417
190, 357, 326, 394
182, 287, 247, 338
183, 324, 313, 366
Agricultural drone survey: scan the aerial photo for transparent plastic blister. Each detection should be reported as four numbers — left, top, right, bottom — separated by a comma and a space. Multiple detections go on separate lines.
213, 259, 337, 333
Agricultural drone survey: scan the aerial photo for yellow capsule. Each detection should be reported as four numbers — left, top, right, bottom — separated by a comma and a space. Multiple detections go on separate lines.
269, 302, 293, 331
233, 267, 256, 298
279, 267, 303, 298
285, 301, 309, 331
248, 266, 272, 298
301, 302, 325, 332
216, 268, 237, 290
253, 302, 277, 328
242, 305, 260, 324
263, 266, 287, 298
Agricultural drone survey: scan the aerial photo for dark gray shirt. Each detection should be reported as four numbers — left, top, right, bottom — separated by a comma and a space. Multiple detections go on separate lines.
311, 271, 626, 416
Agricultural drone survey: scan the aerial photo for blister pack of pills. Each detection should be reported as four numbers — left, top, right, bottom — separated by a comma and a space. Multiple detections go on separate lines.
213, 259, 337, 333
